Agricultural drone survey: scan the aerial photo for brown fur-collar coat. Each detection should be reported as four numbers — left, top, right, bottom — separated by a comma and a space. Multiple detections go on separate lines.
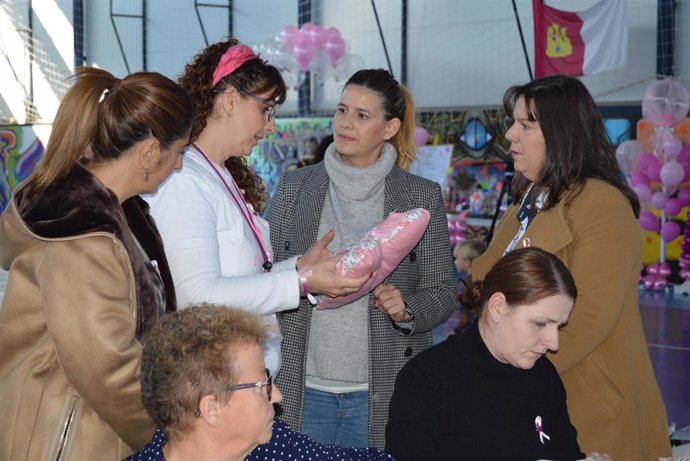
0, 166, 174, 460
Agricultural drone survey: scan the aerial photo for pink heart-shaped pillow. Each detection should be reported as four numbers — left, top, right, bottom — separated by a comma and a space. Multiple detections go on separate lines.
317, 208, 430, 309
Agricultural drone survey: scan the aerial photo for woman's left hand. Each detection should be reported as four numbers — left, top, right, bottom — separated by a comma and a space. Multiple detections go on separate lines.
373, 284, 412, 322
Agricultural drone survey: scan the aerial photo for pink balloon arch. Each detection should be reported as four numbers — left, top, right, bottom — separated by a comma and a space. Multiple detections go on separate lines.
257, 24, 365, 90
619, 79, 690, 290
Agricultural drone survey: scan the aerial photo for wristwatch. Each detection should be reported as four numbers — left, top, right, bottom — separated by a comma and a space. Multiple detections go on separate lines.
403, 303, 415, 322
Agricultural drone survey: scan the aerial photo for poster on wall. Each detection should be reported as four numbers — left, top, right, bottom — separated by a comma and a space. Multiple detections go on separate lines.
248, 117, 332, 200
1, 125, 50, 212
410, 144, 453, 188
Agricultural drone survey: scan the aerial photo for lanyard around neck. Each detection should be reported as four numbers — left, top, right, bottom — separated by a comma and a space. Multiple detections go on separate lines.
191, 143, 273, 272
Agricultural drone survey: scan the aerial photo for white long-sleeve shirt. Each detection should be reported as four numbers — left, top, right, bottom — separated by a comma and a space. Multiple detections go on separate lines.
146, 146, 299, 375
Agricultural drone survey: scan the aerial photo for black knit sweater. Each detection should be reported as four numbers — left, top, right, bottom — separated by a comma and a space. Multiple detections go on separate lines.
385, 323, 584, 461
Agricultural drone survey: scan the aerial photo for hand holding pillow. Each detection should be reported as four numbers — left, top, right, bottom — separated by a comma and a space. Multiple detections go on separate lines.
317, 208, 430, 309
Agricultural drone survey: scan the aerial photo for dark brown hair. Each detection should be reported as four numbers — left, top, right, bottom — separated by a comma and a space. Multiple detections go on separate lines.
26, 67, 193, 197
462, 247, 577, 317
140, 303, 267, 439
344, 68, 416, 170
179, 38, 287, 211
504, 74, 640, 218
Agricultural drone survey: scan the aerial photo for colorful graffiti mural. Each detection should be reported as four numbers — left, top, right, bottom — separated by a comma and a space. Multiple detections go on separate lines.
248, 117, 332, 198
1, 125, 48, 212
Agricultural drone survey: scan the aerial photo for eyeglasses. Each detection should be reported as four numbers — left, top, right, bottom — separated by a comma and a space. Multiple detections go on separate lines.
223, 368, 273, 402
240, 91, 277, 123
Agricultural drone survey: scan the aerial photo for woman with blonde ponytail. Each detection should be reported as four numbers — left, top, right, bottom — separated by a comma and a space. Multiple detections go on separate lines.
386, 247, 584, 460
267, 68, 455, 448
0, 66, 193, 460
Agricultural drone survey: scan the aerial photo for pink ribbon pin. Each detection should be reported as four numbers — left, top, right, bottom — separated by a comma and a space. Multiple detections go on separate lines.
535, 416, 551, 444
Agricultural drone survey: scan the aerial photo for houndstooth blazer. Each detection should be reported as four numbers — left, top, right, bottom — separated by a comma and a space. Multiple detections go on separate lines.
266, 161, 455, 448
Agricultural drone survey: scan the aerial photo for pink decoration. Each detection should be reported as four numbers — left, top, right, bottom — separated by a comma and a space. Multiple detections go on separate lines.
325, 35, 346, 66
292, 36, 316, 72
661, 220, 681, 242
634, 183, 652, 203
318, 208, 431, 309
630, 171, 650, 187
308, 24, 327, 49
279, 26, 300, 50
678, 187, 690, 206
658, 262, 672, 277
665, 198, 682, 216
642, 79, 690, 127
651, 191, 668, 209
615, 140, 644, 175
657, 131, 683, 161
414, 127, 430, 147
646, 161, 661, 182
638, 152, 659, 171
326, 27, 342, 41
660, 160, 685, 187
639, 210, 660, 231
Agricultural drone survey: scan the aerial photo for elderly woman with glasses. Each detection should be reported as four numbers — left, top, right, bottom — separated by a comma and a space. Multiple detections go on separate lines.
146, 38, 368, 378
124, 304, 394, 461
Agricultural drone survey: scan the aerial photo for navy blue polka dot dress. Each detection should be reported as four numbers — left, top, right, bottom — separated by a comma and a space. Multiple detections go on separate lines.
123, 419, 395, 460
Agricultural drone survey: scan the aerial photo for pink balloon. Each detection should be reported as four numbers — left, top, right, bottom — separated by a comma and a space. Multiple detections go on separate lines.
651, 191, 668, 209
661, 220, 681, 242
646, 262, 660, 275
658, 262, 672, 277
681, 268, 690, 279
326, 26, 341, 41
638, 153, 659, 171
678, 187, 690, 206
642, 274, 655, 289
630, 170, 650, 187
653, 275, 668, 291
280, 25, 300, 50
414, 127, 430, 147
325, 36, 346, 66
616, 140, 645, 175
299, 22, 316, 35
660, 160, 685, 187
665, 198, 682, 216
634, 183, 652, 202
646, 161, 661, 182
292, 36, 315, 72
639, 210, 660, 231
308, 24, 327, 49
678, 144, 690, 164
659, 133, 683, 161
642, 79, 690, 127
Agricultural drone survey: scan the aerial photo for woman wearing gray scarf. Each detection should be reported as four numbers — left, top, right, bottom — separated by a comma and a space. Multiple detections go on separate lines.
267, 68, 456, 449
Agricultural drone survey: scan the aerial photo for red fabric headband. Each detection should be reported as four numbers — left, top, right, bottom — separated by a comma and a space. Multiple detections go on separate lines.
211, 44, 258, 87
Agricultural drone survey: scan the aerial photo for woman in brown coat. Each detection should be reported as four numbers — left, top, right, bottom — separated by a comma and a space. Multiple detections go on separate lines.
472, 75, 671, 460
0, 67, 192, 460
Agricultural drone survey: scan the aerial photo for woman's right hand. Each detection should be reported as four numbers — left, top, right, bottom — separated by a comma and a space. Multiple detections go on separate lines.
304, 253, 370, 298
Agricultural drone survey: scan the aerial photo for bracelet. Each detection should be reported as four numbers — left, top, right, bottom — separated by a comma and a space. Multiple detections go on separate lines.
297, 268, 318, 305
298, 271, 309, 297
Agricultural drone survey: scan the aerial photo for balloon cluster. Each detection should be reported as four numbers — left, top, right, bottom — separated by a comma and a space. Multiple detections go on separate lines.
617, 79, 690, 289
640, 262, 672, 290
258, 24, 364, 90
680, 222, 690, 279
447, 219, 467, 247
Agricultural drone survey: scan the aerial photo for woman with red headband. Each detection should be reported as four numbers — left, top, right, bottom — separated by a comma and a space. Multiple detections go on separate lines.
146, 39, 368, 378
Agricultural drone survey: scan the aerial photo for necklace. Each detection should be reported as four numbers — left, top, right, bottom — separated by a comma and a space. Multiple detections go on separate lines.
192, 142, 273, 272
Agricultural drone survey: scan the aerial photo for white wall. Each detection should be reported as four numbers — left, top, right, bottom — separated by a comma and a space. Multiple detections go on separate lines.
2, 0, 690, 122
